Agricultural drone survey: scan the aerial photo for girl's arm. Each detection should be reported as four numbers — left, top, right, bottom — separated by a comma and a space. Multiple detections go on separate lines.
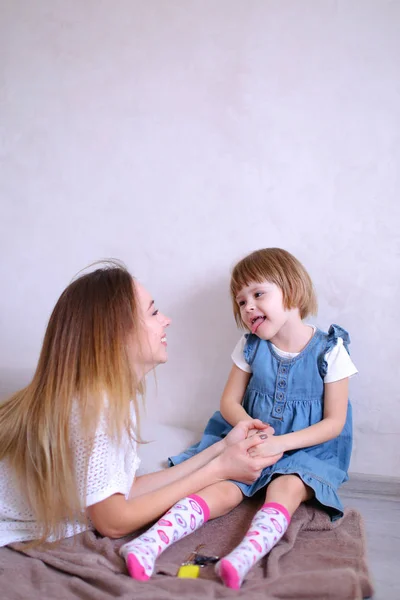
249, 378, 349, 457
220, 364, 252, 426
87, 433, 281, 538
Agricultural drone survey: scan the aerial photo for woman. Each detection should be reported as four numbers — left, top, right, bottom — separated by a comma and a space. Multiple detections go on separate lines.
0, 262, 281, 547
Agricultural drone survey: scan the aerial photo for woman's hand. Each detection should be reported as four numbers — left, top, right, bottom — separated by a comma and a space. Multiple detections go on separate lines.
215, 435, 282, 484
223, 419, 275, 447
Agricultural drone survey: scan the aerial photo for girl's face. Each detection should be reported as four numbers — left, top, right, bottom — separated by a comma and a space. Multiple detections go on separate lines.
235, 280, 294, 341
130, 281, 171, 377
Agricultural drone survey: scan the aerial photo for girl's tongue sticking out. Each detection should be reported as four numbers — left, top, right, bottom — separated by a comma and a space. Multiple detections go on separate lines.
251, 316, 266, 334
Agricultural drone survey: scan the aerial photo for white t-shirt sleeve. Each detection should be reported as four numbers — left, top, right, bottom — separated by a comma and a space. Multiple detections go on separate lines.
324, 337, 358, 383
71, 404, 141, 508
231, 335, 252, 373
231, 334, 358, 383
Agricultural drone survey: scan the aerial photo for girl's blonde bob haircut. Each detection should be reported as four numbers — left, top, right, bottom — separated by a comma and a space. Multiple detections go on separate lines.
230, 248, 318, 328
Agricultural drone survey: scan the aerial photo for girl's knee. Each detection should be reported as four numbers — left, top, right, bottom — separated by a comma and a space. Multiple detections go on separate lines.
269, 474, 307, 493
265, 474, 312, 513
199, 481, 243, 519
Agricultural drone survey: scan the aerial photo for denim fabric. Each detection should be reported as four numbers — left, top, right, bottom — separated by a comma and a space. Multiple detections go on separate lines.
169, 325, 353, 521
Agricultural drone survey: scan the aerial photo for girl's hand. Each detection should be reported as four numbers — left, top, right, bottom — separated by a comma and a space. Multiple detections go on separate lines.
248, 434, 285, 458
223, 419, 274, 447
216, 435, 281, 484
246, 426, 276, 439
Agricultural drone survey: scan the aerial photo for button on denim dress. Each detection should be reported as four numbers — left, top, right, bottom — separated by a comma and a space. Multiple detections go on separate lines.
169, 325, 353, 521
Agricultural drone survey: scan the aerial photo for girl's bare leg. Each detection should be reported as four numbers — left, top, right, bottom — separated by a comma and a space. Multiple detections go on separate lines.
265, 474, 313, 514
196, 480, 243, 518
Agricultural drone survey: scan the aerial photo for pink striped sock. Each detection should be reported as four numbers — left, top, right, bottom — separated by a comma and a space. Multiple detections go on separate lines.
216, 502, 290, 589
120, 494, 210, 580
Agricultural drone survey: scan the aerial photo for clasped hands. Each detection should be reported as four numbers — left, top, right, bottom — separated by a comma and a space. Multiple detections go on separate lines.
223, 419, 284, 460
218, 419, 284, 484
246, 423, 285, 459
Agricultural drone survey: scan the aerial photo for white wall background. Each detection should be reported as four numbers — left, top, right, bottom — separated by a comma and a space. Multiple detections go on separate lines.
1, 0, 399, 477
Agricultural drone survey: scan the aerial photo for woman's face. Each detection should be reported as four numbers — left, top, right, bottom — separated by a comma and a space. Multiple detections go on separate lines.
131, 281, 171, 377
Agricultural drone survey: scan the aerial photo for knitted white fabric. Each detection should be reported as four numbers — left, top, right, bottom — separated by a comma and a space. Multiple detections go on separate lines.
0, 402, 140, 547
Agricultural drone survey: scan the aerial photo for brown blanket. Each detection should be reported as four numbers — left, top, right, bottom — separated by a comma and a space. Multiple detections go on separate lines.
0, 499, 373, 600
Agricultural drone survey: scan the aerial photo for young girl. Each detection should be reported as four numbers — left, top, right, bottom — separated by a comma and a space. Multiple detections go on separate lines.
120, 248, 357, 589
0, 262, 278, 548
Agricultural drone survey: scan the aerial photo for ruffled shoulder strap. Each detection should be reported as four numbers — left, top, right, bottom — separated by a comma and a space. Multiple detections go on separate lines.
317, 324, 351, 379
243, 333, 261, 366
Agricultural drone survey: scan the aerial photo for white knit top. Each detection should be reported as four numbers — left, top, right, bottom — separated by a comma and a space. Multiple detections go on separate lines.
0, 402, 140, 547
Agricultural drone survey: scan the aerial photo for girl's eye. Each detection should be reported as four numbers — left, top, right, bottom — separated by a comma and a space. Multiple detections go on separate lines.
254, 292, 264, 298
238, 300, 245, 307
152, 309, 159, 316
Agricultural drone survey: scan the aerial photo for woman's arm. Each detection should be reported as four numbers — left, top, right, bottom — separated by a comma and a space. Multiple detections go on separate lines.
129, 419, 271, 498
249, 378, 349, 457
87, 432, 281, 538
220, 364, 252, 426
129, 440, 224, 498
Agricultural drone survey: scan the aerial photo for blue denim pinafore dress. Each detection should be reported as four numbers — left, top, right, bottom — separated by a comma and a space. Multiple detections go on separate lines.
169, 325, 353, 520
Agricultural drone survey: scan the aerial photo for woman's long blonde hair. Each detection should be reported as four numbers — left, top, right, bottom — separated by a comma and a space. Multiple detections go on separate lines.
0, 261, 143, 545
